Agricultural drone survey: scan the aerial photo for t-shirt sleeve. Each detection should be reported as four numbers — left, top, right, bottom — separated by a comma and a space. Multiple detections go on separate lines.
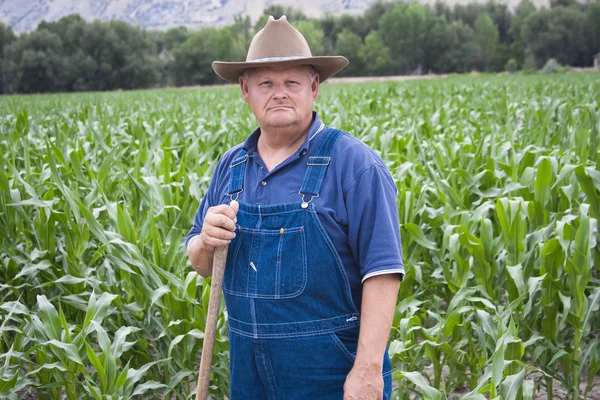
345, 164, 405, 282
184, 162, 222, 249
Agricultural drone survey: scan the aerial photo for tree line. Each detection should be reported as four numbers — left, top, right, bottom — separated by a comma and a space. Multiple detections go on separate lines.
0, 0, 598, 94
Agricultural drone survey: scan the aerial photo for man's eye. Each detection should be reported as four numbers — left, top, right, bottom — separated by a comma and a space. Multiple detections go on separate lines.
260, 81, 272, 85
288, 81, 299, 85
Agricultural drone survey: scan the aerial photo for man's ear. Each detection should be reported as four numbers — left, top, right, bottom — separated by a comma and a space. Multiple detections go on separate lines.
240, 75, 250, 103
311, 73, 320, 100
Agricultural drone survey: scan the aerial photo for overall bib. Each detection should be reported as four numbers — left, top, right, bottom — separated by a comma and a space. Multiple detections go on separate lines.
223, 128, 393, 399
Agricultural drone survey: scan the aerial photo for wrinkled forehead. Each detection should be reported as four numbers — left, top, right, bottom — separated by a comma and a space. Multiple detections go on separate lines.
244, 65, 314, 80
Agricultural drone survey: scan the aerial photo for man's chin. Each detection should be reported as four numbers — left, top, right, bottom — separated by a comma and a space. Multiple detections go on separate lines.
265, 115, 296, 128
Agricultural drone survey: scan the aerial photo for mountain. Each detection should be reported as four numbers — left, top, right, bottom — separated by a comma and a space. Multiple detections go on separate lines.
0, 0, 548, 33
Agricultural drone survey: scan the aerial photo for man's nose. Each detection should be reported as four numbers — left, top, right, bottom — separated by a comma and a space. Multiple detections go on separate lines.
272, 84, 288, 100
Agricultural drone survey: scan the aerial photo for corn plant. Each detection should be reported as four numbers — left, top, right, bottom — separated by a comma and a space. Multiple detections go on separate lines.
1, 73, 598, 399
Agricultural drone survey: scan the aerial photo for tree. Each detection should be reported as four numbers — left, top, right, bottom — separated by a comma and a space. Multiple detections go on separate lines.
164, 26, 189, 51
254, 5, 307, 32
505, 58, 518, 73
447, 2, 511, 43
362, 1, 394, 36
435, 21, 480, 73
423, 15, 452, 73
522, 6, 587, 68
4, 29, 67, 93
509, 0, 537, 65
585, 2, 600, 66
37, 14, 86, 47
474, 13, 500, 71
173, 27, 236, 85
334, 29, 363, 76
0, 22, 16, 93
294, 20, 325, 56
379, 3, 430, 74
358, 31, 393, 76
319, 14, 366, 56
549, 0, 577, 8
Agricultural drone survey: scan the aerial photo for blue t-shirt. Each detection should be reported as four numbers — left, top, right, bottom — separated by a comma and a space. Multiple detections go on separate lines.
186, 112, 404, 309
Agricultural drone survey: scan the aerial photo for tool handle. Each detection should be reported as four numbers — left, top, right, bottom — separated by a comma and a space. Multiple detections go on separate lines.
196, 245, 229, 399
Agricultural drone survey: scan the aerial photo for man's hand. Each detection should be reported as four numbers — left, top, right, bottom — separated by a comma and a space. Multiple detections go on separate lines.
188, 200, 239, 276
199, 200, 239, 250
343, 363, 384, 400
343, 273, 401, 400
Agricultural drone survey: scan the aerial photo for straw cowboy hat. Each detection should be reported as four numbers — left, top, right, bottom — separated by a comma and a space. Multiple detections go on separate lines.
212, 15, 348, 83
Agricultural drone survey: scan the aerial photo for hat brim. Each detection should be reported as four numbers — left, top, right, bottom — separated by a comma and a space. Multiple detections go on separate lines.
212, 56, 349, 83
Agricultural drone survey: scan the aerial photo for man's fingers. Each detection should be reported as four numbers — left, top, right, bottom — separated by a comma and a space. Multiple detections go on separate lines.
201, 235, 231, 249
208, 204, 238, 222
207, 214, 236, 232
203, 224, 236, 239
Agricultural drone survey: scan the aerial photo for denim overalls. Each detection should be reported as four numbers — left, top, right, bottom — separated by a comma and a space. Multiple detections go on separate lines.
223, 128, 393, 399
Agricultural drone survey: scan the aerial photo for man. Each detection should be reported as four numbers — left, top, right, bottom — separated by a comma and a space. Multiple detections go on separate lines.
186, 15, 404, 400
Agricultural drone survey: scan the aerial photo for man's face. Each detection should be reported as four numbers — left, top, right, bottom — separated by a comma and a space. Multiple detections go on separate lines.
239, 65, 319, 131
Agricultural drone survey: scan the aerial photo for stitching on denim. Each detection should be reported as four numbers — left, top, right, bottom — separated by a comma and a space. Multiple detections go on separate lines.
261, 347, 279, 400
223, 227, 308, 299
229, 322, 361, 339
275, 233, 283, 299
240, 208, 305, 216
331, 333, 356, 363
309, 211, 360, 313
237, 226, 304, 235
228, 314, 359, 326
250, 298, 257, 337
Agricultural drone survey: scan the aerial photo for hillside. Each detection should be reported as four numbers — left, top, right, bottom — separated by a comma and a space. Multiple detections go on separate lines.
0, 0, 549, 33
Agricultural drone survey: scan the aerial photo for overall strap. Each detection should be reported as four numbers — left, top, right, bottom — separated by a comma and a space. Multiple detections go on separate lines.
227, 149, 248, 201
299, 128, 344, 200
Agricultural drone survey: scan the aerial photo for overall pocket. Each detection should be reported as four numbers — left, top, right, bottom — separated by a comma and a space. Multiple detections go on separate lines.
223, 225, 308, 299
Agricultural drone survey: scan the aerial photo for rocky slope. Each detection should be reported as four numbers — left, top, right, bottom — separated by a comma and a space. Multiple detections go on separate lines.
0, 0, 548, 33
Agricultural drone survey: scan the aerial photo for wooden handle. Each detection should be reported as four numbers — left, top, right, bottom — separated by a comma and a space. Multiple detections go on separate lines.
196, 245, 229, 399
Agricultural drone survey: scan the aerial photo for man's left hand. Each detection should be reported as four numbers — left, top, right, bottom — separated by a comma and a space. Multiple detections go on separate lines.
343, 364, 384, 400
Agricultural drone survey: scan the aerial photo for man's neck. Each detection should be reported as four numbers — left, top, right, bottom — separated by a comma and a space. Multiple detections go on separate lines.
257, 117, 313, 172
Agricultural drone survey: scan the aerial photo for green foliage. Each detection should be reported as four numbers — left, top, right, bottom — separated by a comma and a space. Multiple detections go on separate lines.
434, 21, 479, 73
379, 3, 430, 74
2, 15, 161, 93
508, 0, 537, 65
254, 5, 307, 33
334, 29, 364, 76
505, 58, 518, 73
0, 73, 599, 399
293, 20, 325, 56
4, 29, 66, 93
522, 6, 587, 68
173, 27, 237, 86
163, 26, 189, 51
541, 58, 561, 74
1, 0, 600, 94
358, 31, 394, 76
0, 22, 16, 94
522, 50, 538, 72
474, 13, 500, 71
585, 3, 600, 62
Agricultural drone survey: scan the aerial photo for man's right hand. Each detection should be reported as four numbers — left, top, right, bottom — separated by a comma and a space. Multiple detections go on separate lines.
199, 200, 239, 251
188, 200, 239, 277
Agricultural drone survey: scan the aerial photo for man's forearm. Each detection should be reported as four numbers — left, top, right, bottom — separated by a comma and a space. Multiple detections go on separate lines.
187, 236, 215, 277
354, 274, 401, 368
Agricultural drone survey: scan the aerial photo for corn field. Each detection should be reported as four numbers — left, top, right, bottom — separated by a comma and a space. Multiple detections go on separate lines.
1, 73, 599, 399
